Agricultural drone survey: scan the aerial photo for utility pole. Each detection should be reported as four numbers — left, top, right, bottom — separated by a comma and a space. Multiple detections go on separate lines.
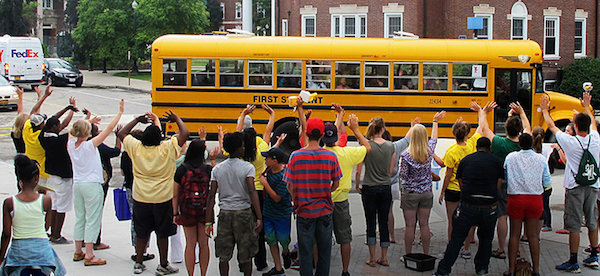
242, 0, 252, 32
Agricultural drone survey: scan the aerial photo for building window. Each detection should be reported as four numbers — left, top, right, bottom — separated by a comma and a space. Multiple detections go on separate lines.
235, 2, 241, 19
544, 16, 560, 58
42, 0, 52, 9
331, 14, 367, 38
384, 14, 403, 38
302, 15, 316, 37
474, 15, 492, 39
282, 19, 288, 36
575, 18, 586, 57
220, 3, 225, 20
510, 1, 528, 40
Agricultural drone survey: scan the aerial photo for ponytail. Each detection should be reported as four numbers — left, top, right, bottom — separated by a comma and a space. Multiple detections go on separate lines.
532, 126, 545, 154
14, 155, 39, 183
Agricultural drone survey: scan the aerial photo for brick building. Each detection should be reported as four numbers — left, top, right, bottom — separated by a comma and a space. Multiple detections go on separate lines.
220, 0, 600, 86
35, 0, 66, 57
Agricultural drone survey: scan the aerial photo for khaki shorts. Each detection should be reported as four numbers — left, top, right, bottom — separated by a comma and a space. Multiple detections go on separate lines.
47, 175, 73, 213
215, 208, 258, 263
564, 186, 599, 232
333, 200, 352, 245
400, 190, 433, 210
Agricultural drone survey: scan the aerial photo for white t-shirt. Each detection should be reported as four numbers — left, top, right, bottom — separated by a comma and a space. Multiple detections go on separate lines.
67, 139, 104, 183
555, 130, 600, 189
210, 157, 255, 211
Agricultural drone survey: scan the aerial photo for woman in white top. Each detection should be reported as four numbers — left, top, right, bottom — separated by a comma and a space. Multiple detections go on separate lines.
68, 99, 123, 266
0, 155, 65, 276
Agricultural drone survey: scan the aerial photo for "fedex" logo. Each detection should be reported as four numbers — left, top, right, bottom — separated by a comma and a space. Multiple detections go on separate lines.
11, 49, 39, 58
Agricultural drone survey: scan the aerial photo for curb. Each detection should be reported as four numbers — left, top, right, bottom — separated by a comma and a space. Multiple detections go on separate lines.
84, 84, 150, 94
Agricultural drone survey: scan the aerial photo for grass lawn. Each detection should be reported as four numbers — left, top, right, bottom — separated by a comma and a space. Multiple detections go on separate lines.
113, 71, 152, 81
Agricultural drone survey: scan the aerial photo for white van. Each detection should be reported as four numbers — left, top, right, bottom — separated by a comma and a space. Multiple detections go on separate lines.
0, 35, 45, 87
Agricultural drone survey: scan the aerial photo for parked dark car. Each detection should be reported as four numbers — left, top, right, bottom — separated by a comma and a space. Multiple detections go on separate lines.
44, 58, 83, 87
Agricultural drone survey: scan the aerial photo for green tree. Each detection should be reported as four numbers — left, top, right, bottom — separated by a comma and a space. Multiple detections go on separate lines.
204, 0, 223, 31
0, 0, 32, 36
558, 58, 600, 108
253, 0, 270, 35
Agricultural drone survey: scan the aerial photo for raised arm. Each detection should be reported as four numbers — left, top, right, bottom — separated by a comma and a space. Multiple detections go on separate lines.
30, 85, 52, 115
332, 103, 346, 134
471, 101, 496, 140
262, 104, 275, 144
540, 95, 560, 134
92, 99, 124, 147
581, 92, 596, 132
510, 102, 531, 134
118, 114, 147, 141
431, 111, 446, 139
146, 112, 162, 131
236, 105, 256, 132
58, 97, 78, 131
163, 111, 189, 147
297, 98, 308, 143
217, 125, 226, 150
15, 87, 23, 114
348, 114, 371, 152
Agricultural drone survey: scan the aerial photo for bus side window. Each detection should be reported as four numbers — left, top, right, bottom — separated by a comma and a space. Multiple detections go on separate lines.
393, 63, 418, 91
248, 60, 273, 87
423, 63, 448, 91
364, 62, 389, 89
335, 62, 360, 89
191, 59, 216, 87
163, 59, 187, 86
452, 63, 487, 92
277, 61, 302, 88
220, 59, 244, 87
306, 61, 331, 89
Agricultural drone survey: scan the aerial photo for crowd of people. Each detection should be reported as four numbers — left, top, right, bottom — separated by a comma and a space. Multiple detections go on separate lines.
0, 84, 599, 276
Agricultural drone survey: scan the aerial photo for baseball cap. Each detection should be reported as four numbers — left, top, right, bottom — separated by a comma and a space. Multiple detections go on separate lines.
30, 114, 47, 127
261, 147, 289, 163
243, 115, 252, 128
322, 122, 338, 144
306, 117, 324, 136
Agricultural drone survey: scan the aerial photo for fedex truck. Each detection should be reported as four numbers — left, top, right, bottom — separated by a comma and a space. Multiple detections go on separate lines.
0, 35, 45, 87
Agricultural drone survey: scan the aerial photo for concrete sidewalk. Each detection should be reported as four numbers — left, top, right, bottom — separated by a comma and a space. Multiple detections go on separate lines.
82, 70, 151, 93
0, 156, 598, 275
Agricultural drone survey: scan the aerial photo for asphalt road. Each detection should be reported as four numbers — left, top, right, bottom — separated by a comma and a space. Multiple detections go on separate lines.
0, 85, 152, 165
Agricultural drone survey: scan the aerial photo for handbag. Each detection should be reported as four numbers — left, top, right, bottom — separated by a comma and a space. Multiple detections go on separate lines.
113, 187, 132, 221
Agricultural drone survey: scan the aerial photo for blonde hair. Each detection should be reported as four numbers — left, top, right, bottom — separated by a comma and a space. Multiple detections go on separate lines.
408, 124, 429, 164
366, 117, 385, 139
69, 120, 91, 138
12, 114, 29, 138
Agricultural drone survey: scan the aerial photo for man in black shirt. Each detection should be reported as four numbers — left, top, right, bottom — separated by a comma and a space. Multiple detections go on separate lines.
435, 137, 504, 276
39, 101, 78, 244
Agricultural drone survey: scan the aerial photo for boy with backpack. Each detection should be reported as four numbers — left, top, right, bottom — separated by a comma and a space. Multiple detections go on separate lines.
206, 132, 263, 276
541, 92, 600, 272
259, 147, 292, 276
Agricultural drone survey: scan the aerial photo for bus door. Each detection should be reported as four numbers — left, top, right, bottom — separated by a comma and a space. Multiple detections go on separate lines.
494, 69, 533, 134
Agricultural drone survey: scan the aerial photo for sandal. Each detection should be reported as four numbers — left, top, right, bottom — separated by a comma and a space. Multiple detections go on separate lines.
366, 260, 377, 267
84, 256, 107, 266
93, 243, 110, 250
73, 252, 85, 262
491, 249, 506, 259
377, 259, 390, 267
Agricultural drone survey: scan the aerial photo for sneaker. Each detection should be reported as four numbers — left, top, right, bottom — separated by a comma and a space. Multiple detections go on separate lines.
460, 249, 472, 259
582, 256, 599, 268
282, 252, 291, 269
290, 259, 300, 271
155, 263, 179, 275
50, 236, 73, 244
585, 247, 592, 253
555, 261, 582, 273
133, 263, 146, 274
262, 267, 285, 276
541, 226, 552, 232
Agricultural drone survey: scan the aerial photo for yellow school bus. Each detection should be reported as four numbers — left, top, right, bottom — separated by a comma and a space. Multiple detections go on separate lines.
150, 35, 584, 143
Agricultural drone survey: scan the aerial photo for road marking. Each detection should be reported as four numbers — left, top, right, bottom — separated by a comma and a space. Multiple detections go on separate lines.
70, 90, 149, 107
0, 133, 10, 136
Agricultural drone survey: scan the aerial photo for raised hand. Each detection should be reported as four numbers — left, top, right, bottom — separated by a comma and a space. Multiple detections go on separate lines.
136, 114, 150, 124
119, 99, 124, 113
347, 114, 359, 130
217, 125, 227, 140
209, 146, 220, 160
483, 101, 498, 113
89, 116, 101, 125
16, 86, 24, 97
411, 117, 421, 127
331, 103, 344, 114
44, 85, 53, 97
163, 110, 178, 122
198, 126, 207, 140
274, 133, 287, 148
242, 104, 256, 115
261, 104, 274, 115
433, 111, 446, 122
581, 92, 592, 108
145, 112, 159, 123
470, 102, 481, 112
540, 95, 551, 111
509, 102, 524, 115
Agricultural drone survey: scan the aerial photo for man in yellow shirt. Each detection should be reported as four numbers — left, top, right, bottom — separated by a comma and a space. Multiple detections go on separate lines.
322, 104, 371, 276
118, 111, 189, 275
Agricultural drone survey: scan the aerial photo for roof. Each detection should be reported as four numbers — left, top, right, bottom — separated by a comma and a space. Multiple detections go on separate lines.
151, 35, 543, 65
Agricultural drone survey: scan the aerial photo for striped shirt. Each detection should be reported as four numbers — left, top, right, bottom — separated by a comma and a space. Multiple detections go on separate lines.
283, 148, 342, 218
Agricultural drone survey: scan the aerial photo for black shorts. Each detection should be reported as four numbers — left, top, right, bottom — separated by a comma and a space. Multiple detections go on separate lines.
133, 199, 177, 239
444, 190, 461, 203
